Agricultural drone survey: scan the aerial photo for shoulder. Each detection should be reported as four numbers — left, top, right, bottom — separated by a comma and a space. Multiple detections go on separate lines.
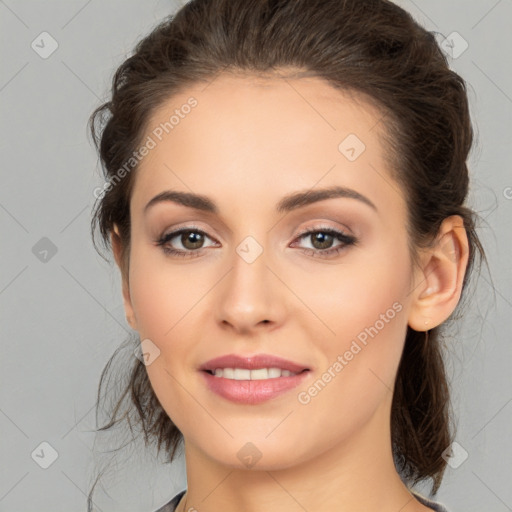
411, 490, 452, 512
153, 489, 186, 512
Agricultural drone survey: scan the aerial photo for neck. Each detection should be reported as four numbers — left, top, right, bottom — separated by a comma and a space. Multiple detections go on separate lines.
175, 393, 430, 512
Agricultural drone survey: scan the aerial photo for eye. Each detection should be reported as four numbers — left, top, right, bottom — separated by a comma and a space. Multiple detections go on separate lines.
290, 226, 358, 258
155, 224, 358, 259
155, 226, 218, 259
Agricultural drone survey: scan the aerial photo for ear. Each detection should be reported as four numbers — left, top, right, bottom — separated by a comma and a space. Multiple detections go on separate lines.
111, 224, 137, 331
408, 215, 469, 331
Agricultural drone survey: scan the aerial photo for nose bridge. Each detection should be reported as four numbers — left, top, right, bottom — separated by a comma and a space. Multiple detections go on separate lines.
216, 231, 285, 331
230, 233, 272, 306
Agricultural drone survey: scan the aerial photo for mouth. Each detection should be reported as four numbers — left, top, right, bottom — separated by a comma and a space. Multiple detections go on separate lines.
199, 353, 311, 375
202, 368, 310, 379
198, 353, 312, 403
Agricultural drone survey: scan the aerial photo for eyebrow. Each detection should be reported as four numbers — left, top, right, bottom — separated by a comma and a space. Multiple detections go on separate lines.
143, 185, 377, 215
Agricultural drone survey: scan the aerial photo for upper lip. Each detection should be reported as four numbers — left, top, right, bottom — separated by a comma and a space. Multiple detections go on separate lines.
199, 353, 310, 373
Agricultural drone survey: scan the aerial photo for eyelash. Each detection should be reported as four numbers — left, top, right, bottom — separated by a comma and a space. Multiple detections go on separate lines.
155, 224, 358, 259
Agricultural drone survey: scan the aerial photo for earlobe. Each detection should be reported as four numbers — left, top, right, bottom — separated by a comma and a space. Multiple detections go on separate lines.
407, 216, 469, 331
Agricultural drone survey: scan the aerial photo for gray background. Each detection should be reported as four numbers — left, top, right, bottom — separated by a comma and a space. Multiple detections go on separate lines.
1, 0, 511, 511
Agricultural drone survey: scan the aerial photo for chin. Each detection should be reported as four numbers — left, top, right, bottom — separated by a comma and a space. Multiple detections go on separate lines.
202, 439, 310, 472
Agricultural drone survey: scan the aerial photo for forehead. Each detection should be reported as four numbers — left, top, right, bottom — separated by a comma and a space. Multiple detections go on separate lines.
146, 71, 384, 137
130, 72, 403, 220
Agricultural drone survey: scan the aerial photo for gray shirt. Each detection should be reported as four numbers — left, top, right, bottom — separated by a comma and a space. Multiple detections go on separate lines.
154, 489, 451, 511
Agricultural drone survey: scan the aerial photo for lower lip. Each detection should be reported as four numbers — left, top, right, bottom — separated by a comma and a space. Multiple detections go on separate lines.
200, 370, 311, 405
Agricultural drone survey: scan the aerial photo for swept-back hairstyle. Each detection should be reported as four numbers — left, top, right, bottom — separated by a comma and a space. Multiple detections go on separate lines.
88, 0, 485, 507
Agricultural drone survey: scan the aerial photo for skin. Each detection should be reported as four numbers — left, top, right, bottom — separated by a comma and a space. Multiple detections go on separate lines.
112, 72, 469, 512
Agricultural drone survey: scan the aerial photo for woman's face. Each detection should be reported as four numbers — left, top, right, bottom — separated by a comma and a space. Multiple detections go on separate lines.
120, 73, 421, 470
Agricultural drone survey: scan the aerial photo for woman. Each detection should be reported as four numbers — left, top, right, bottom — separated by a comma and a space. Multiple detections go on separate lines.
87, 0, 485, 511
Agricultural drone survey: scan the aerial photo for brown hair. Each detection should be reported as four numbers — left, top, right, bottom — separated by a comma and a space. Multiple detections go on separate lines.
87, 0, 486, 507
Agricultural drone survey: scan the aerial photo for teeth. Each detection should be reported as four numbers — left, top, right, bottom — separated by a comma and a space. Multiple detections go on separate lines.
212, 367, 300, 380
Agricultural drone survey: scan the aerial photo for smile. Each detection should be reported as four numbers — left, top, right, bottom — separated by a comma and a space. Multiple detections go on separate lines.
207, 367, 305, 379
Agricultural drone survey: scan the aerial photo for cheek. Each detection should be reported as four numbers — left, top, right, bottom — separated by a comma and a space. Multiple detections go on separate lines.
128, 246, 206, 341
295, 246, 410, 340
293, 240, 412, 391
288, 265, 410, 447
127, 250, 198, 422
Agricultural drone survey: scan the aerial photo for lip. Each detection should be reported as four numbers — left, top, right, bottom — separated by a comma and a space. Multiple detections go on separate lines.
198, 353, 311, 405
200, 368, 311, 405
199, 353, 311, 373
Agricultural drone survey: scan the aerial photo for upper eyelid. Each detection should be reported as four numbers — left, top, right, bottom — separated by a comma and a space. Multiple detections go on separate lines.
295, 223, 353, 237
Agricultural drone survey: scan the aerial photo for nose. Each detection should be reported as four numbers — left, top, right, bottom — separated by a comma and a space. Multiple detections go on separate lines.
214, 240, 288, 335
